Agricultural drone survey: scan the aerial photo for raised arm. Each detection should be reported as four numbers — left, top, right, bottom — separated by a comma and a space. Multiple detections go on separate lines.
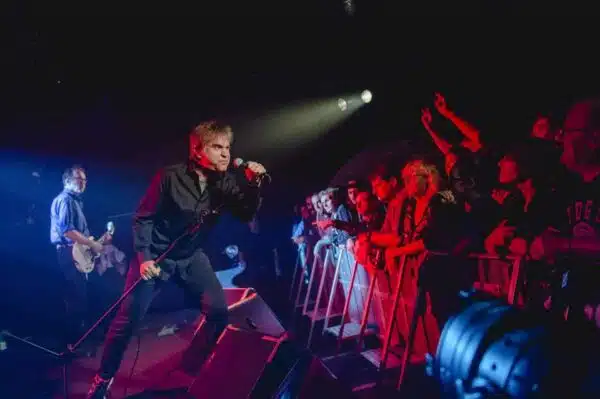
421, 107, 453, 156
434, 92, 482, 152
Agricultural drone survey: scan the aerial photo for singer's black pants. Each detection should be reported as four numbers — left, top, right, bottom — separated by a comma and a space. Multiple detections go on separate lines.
98, 249, 228, 380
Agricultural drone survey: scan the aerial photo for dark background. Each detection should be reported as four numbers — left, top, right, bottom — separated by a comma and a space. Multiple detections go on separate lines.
1, 12, 599, 340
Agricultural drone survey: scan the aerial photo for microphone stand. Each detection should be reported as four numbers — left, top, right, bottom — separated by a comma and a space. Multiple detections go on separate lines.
1, 209, 217, 399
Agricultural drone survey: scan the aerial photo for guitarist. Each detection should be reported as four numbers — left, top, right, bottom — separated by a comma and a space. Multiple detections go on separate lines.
87, 121, 266, 398
50, 165, 105, 345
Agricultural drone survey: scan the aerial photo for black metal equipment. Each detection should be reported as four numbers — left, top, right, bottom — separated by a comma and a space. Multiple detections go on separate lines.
426, 292, 599, 399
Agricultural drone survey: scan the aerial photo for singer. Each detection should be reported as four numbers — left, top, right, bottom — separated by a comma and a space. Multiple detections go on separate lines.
87, 121, 266, 398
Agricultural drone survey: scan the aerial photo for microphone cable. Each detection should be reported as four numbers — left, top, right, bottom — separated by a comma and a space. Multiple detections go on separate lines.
123, 332, 142, 397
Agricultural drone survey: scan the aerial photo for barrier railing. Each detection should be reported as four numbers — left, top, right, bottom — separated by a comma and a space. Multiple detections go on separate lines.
302, 247, 325, 316
322, 247, 383, 351
304, 245, 346, 348
394, 252, 524, 392
467, 253, 523, 306
292, 246, 527, 389
289, 243, 312, 310
322, 246, 349, 334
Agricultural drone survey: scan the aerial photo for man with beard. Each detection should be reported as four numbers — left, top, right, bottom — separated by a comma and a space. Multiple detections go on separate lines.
532, 99, 600, 327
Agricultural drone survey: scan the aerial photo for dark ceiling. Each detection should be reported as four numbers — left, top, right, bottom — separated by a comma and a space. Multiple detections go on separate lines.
2, 16, 600, 200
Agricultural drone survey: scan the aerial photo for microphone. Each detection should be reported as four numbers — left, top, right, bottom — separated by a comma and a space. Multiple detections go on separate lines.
233, 158, 271, 184
232, 158, 249, 168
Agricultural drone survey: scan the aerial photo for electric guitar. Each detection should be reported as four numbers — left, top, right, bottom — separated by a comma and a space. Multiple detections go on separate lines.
73, 221, 115, 274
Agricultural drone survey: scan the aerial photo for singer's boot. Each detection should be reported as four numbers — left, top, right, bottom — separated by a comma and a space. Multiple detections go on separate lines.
86, 374, 114, 399
180, 319, 220, 375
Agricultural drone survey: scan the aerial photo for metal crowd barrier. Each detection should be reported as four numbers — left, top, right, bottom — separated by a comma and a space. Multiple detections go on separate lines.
468, 253, 523, 306
289, 248, 301, 301
322, 247, 383, 351
292, 245, 526, 389
394, 252, 525, 392
289, 243, 312, 310
303, 245, 345, 348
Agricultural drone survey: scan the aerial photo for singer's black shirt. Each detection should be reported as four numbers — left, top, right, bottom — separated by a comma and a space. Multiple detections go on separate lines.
133, 162, 261, 265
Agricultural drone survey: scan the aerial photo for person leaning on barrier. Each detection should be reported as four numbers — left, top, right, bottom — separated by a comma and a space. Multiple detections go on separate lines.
356, 160, 472, 326
312, 188, 337, 257
528, 98, 600, 329
314, 189, 385, 260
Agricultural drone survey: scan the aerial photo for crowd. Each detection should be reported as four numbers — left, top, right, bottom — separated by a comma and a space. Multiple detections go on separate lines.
291, 93, 600, 354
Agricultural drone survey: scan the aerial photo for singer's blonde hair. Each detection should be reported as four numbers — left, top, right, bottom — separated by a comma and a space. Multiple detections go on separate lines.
189, 120, 234, 150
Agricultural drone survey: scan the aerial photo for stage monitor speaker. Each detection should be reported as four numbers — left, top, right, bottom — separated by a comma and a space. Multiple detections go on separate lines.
224, 287, 254, 308
227, 292, 286, 338
182, 290, 286, 375
297, 356, 356, 399
187, 325, 290, 399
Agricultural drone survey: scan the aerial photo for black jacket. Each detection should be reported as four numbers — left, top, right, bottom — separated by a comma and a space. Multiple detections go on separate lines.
133, 162, 261, 264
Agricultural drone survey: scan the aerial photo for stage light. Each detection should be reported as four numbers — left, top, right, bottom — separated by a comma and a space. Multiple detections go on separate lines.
223, 245, 239, 259
344, 0, 355, 15
361, 90, 372, 104
338, 98, 348, 111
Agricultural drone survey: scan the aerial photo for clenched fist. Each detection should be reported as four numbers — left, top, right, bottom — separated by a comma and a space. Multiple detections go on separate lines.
140, 260, 161, 280
244, 161, 267, 182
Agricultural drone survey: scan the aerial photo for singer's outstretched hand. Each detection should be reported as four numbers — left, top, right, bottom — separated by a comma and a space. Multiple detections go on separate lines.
244, 161, 267, 182
140, 260, 161, 280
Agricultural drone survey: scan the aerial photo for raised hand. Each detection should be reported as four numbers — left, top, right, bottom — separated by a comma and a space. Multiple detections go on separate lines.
421, 108, 433, 128
434, 92, 450, 116
484, 220, 516, 255
491, 188, 511, 205
531, 116, 550, 139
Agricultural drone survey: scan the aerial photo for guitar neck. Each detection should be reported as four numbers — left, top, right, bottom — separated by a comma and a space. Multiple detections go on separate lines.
98, 232, 111, 245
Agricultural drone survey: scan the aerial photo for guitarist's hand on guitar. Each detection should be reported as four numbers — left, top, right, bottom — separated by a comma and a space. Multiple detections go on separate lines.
90, 241, 104, 254
140, 260, 161, 280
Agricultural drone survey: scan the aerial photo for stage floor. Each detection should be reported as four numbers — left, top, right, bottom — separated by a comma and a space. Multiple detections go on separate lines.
60, 309, 202, 399
1, 306, 436, 398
